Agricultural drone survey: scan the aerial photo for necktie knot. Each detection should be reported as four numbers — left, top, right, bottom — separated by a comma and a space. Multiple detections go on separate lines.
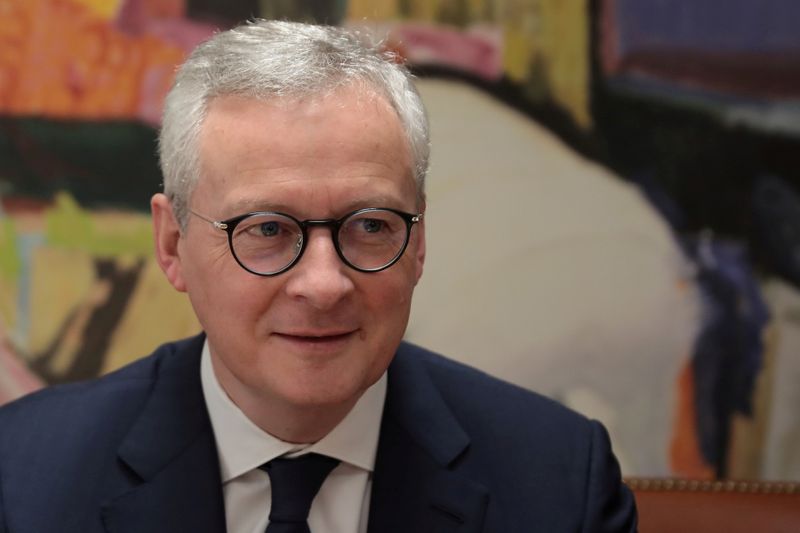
260, 453, 340, 532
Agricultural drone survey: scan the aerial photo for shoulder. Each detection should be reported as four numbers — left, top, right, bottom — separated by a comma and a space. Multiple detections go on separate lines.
391, 342, 604, 482
391, 342, 637, 531
0, 335, 207, 531
393, 341, 592, 438
0, 334, 203, 449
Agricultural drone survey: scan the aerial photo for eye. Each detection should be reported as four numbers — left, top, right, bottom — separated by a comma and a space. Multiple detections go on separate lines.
360, 218, 384, 233
236, 216, 296, 240
258, 221, 280, 237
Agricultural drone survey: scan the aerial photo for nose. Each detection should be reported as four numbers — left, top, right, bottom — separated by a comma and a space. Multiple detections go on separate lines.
284, 227, 355, 310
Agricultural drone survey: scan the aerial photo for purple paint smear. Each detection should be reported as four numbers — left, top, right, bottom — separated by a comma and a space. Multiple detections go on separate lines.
615, 0, 800, 55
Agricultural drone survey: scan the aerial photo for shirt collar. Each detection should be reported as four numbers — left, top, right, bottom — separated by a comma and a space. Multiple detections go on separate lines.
200, 339, 387, 483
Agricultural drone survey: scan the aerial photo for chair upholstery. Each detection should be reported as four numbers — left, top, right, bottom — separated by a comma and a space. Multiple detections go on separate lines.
627, 478, 800, 533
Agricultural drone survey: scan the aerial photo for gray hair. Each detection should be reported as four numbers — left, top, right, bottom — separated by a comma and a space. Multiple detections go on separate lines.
158, 19, 430, 228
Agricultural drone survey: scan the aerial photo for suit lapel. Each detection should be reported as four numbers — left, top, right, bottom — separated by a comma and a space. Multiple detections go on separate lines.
99, 338, 490, 532
101, 335, 226, 533
368, 344, 490, 533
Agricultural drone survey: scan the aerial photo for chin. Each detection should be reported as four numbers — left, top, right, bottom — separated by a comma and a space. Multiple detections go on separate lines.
281, 387, 361, 410
271, 371, 365, 407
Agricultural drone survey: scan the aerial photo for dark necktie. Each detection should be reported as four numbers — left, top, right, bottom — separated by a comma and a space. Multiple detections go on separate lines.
260, 453, 340, 533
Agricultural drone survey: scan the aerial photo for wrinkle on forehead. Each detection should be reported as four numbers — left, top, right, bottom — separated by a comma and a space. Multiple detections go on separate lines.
194, 86, 416, 214
198, 84, 412, 174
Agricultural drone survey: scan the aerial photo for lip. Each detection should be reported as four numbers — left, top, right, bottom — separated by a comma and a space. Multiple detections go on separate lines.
277, 329, 357, 339
272, 330, 359, 350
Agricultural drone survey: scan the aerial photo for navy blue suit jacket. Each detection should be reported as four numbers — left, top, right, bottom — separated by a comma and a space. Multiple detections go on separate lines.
0, 334, 636, 532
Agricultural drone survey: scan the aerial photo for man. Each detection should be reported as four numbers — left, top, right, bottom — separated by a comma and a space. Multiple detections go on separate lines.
0, 20, 636, 532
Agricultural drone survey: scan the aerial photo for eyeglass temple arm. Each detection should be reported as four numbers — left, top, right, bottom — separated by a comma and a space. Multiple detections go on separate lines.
189, 209, 229, 230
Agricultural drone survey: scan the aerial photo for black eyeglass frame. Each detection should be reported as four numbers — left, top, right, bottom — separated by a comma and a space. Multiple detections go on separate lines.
189, 207, 423, 276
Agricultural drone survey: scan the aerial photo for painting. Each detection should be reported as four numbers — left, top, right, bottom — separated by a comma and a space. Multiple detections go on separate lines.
1, 0, 798, 480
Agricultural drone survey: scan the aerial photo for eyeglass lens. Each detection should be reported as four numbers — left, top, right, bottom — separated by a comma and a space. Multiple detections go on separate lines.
230, 209, 410, 274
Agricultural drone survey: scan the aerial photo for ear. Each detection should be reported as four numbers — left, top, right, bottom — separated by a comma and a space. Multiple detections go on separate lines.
151, 193, 187, 292
413, 202, 426, 285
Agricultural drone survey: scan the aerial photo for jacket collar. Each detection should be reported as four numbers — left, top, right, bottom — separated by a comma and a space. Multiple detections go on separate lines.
101, 334, 226, 533
368, 342, 490, 533
100, 337, 490, 533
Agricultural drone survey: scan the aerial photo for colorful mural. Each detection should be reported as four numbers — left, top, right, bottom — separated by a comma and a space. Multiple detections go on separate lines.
594, 0, 800, 479
0, 0, 213, 397
1, 0, 798, 480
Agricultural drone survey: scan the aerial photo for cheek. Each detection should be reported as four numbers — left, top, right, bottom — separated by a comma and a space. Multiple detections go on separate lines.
183, 257, 279, 329
179, 235, 231, 283
362, 270, 416, 330
215, 276, 281, 318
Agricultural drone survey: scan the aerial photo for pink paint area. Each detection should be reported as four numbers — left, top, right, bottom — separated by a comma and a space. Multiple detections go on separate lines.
386, 23, 503, 81
138, 18, 219, 53
0, 333, 44, 406
114, 0, 218, 125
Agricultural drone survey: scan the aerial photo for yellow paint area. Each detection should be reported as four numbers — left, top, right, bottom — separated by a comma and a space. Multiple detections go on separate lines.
347, 0, 401, 20
405, 0, 439, 22
102, 258, 200, 374
503, 25, 534, 83
20, 193, 156, 373
27, 246, 95, 364
70, 0, 123, 20
0, 218, 19, 282
347, 0, 592, 130
503, 0, 591, 128
536, 0, 591, 129
0, 278, 16, 334
347, 0, 446, 22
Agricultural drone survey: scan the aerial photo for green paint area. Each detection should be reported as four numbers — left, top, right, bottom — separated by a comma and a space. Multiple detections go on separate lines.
45, 192, 154, 257
0, 217, 21, 282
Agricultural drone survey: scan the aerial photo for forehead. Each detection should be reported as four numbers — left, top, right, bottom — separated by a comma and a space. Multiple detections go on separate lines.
196, 87, 416, 215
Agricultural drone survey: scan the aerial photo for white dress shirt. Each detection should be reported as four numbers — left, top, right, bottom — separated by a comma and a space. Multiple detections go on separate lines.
200, 340, 387, 533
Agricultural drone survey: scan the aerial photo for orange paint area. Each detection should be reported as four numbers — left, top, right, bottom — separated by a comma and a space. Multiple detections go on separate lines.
0, 0, 187, 124
669, 360, 715, 478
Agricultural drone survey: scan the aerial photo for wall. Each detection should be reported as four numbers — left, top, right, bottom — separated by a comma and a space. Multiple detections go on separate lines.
1, 0, 798, 479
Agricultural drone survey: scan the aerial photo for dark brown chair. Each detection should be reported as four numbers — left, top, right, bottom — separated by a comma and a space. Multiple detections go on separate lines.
626, 478, 800, 533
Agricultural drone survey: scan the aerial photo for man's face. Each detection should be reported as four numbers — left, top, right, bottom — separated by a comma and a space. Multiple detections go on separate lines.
154, 87, 425, 418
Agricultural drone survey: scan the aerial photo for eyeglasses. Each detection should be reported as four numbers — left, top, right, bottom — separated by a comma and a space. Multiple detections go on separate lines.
189, 207, 423, 276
